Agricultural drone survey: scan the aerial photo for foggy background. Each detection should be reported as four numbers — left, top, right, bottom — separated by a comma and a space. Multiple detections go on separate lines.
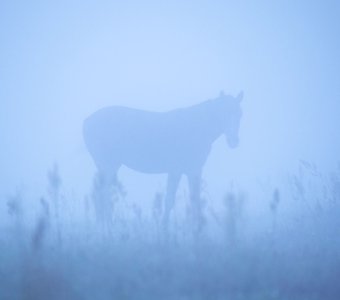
1, 1, 340, 299
1, 0, 339, 200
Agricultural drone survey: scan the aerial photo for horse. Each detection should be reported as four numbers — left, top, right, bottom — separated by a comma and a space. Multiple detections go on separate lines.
83, 91, 243, 230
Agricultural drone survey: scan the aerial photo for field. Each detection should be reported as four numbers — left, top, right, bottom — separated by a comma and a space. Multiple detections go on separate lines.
1, 162, 340, 300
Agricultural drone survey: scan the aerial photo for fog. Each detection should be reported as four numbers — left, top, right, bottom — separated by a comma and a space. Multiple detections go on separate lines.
1, 1, 340, 299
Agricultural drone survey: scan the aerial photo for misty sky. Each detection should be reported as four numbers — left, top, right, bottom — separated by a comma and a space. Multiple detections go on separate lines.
1, 0, 340, 200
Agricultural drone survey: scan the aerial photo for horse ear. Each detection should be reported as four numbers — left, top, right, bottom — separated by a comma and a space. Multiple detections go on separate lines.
237, 91, 244, 103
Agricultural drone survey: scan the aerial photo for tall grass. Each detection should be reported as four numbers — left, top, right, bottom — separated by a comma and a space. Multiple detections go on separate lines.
1, 161, 340, 299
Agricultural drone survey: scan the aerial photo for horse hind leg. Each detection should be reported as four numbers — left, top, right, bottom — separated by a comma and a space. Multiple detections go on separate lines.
91, 163, 123, 228
162, 173, 181, 233
95, 160, 125, 195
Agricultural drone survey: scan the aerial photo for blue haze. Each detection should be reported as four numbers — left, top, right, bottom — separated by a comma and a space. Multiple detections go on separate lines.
1, 0, 339, 199
0, 1, 340, 298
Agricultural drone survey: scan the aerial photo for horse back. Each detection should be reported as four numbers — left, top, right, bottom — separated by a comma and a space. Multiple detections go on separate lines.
83, 106, 212, 174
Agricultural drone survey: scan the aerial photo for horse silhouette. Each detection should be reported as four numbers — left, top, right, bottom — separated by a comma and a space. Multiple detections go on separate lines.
83, 91, 243, 230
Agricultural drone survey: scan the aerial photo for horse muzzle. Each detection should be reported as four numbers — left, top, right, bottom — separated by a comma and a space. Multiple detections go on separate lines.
227, 137, 239, 148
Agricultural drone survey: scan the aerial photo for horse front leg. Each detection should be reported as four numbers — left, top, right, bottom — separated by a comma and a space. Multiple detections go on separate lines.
162, 173, 181, 232
187, 169, 205, 234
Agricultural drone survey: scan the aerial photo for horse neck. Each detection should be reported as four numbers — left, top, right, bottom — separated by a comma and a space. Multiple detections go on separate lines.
189, 100, 225, 142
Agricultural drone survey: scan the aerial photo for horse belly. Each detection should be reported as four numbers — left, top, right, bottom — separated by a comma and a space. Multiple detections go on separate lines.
120, 136, 187, 174
84, 106, 208, 174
